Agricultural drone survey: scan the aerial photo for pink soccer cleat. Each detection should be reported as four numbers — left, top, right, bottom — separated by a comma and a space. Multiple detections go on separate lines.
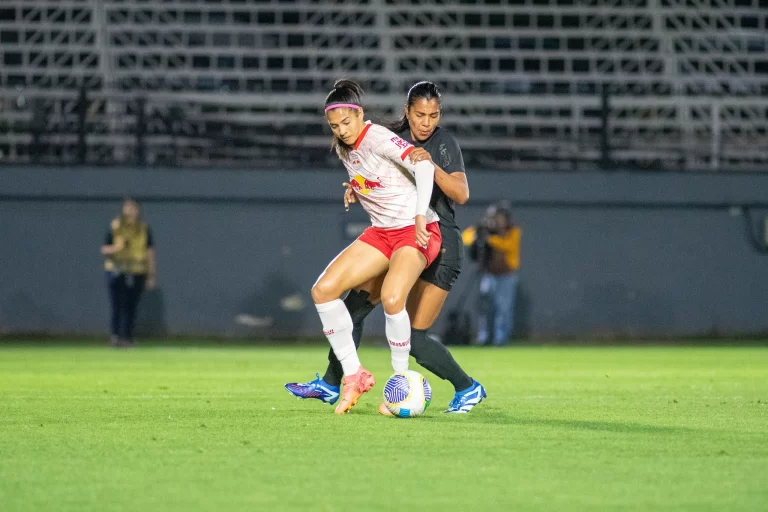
334, 367, 376, 414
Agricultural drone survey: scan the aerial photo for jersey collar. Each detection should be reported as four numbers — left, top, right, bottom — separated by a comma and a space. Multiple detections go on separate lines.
353, 121, 373, 150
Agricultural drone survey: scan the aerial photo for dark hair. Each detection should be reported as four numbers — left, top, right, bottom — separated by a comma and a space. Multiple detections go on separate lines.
493, 200, 513, 227
324, 79, 364, 110
387, 81, 442, 134
325, 79, 364, 159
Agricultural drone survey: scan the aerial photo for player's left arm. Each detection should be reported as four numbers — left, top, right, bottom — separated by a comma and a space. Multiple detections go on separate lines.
146, 226, 157, 290
376, 133, 435, 247
376, 134, 436, 218
408, 134, 469, 204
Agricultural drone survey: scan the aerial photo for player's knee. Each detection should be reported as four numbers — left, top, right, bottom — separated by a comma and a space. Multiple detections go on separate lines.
381, 293, 406, 315
311, 278, 338, 304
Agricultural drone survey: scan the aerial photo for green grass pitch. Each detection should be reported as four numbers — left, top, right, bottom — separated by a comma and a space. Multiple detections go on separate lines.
1, 343, 767, 512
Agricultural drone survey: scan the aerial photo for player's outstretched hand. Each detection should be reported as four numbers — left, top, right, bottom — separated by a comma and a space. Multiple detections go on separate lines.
342, 182, 357, 211
415, 215, 430, 249
408, 148, 433, 164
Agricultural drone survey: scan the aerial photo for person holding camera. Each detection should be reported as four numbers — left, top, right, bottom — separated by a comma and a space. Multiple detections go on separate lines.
464, 204, 521, 346
100, 198, 157, 348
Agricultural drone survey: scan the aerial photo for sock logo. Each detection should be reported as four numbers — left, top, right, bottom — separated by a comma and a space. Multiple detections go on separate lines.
323, 329, 334, 336
388, 339, 410, 347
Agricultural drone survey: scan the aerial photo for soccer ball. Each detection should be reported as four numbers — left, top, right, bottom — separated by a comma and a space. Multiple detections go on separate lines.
383, 370, 432, 418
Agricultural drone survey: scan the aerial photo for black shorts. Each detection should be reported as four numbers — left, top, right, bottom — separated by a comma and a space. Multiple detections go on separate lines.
419, 225, 463, 292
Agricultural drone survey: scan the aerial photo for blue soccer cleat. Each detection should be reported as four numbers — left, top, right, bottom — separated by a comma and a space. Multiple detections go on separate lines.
443, 380, 487, 413
285, 373, 340, 405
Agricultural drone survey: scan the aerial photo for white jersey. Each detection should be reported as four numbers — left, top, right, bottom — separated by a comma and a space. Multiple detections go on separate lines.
340, 122, 439, 229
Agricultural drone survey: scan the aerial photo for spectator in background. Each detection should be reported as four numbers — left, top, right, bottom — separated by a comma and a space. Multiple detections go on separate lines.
463, 203, 521, 346
100, 199, 157, 348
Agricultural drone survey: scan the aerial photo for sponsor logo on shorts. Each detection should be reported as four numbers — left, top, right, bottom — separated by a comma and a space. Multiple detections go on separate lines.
323, 329, 334, 336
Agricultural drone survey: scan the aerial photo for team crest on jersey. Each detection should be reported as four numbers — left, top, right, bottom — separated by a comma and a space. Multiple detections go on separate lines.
349, 174, 384, 195
350, 158, 362, 169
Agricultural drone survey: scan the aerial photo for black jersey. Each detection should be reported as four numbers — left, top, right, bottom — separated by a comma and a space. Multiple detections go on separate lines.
396, 126, 466, 233
398, 126, 466, 269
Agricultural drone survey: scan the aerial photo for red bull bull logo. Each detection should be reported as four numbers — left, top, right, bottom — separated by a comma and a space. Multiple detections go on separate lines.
351, 174, 384, 195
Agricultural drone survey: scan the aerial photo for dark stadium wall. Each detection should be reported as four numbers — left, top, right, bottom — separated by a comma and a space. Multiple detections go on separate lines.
2, 167, 768, 340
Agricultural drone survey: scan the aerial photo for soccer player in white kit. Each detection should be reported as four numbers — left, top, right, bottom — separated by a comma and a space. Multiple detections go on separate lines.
311, 79, 443, 414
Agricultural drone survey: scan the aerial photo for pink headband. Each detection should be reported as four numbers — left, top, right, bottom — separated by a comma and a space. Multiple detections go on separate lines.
324, 103, 361, 113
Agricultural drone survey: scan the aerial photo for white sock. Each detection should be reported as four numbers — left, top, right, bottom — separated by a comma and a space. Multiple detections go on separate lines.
316, 299, 361, 376
385, 308, 411, 372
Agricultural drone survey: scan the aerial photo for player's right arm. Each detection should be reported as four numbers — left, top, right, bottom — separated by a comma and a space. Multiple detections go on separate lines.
342, 182, 357, 211
100, 221, 125, 255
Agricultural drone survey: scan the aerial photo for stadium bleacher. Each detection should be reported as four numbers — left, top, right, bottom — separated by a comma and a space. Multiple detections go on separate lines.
0, 0, 766, 170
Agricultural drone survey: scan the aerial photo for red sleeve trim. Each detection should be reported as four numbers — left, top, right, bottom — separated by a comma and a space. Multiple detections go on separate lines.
353, 123, 373, 151
401, 145, 415, 161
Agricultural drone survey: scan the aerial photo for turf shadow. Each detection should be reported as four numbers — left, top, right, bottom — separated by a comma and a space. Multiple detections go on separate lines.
423, 410, 699, 435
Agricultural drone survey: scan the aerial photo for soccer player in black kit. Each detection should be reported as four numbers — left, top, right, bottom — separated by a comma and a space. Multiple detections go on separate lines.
286, 82, 487, 413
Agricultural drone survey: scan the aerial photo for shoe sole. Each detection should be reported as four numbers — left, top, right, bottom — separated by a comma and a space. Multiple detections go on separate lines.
334, 396, 360, 414
285, 387, 338, 405
444, 388, 487, 414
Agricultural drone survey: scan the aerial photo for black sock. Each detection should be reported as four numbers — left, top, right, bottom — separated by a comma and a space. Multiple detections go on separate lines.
322, 290, 376, 386
410, 328, 474, 392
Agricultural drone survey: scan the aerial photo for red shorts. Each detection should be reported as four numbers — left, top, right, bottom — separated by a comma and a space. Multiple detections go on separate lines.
358, 222, 442, 266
